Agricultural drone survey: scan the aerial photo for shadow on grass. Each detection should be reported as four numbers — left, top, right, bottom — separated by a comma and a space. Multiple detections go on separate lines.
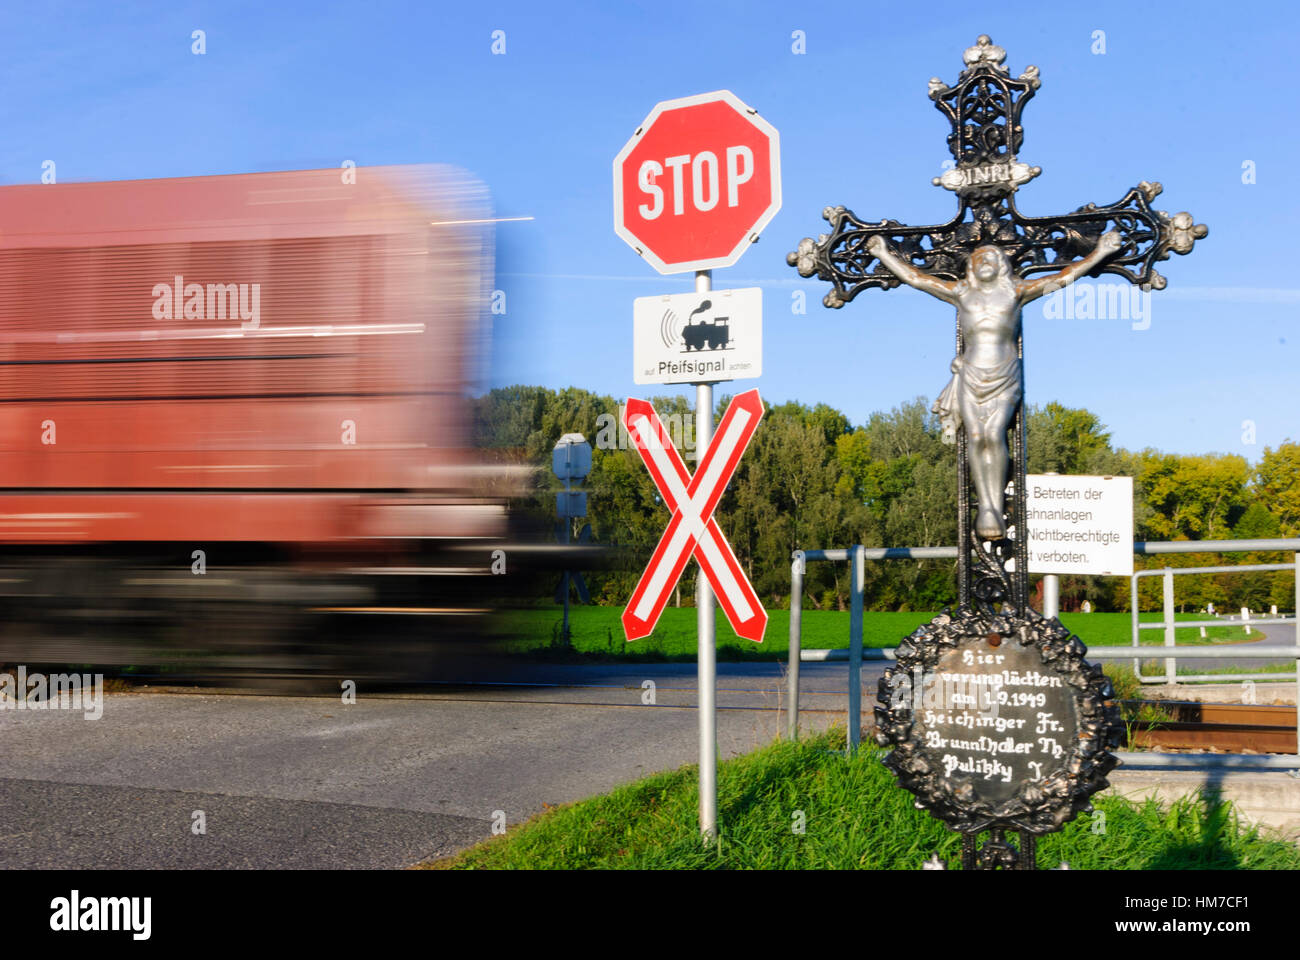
1140, 783, 1244, 870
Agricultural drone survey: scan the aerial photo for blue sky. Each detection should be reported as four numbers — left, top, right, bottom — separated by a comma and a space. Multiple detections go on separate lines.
2, 1, 1296, 459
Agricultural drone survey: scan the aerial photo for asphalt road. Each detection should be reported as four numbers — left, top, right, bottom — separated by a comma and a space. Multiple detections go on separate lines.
1137, 621, 1299, 672
0, 660, 883, 869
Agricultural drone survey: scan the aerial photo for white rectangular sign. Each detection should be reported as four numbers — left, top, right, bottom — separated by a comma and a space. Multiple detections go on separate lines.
633, 287, 761, 385
1025, 474, 1134, 576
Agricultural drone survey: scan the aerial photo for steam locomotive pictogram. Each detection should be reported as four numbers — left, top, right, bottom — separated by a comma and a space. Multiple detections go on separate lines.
680, 299, 730, 351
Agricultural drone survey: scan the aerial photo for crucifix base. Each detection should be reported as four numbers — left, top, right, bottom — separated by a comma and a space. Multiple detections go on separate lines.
962, 828, 1037, 870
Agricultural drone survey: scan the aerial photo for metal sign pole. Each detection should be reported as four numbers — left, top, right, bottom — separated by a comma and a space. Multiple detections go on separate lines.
788, 552, 804, 740
562, 475, 571, 643
1043, 574, 1059, 618
1042, 472, 1059, 619
849, 544, 864, 752
694, 268, 717, 843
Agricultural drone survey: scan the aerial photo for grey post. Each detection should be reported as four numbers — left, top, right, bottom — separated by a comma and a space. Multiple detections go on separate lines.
562, 485, 571, 643
1163, 567, 1176, 684
1042, 472, 1060, 619
848, 544, 864, 752
788, 550, 804, 740
1043, 573, 1059, 619
1130, 571, 1141, 675
694, 268, 717, 842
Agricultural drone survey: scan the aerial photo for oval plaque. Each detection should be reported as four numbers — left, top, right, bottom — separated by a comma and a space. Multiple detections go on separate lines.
875, 609, 1122, 835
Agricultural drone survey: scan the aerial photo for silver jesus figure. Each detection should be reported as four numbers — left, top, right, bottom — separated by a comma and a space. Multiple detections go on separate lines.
866, 232, 1121, 540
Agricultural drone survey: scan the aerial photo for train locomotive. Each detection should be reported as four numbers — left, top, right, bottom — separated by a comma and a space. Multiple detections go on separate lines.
0, 165, 504, 680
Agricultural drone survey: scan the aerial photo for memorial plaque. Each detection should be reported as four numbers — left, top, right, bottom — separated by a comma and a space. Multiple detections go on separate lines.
914, 642, 1075, 806
876, 610, 1119, 841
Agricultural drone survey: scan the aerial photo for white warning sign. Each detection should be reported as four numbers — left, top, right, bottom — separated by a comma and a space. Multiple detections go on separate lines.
1025, 474, 1134, 576
633, 287, 762, 385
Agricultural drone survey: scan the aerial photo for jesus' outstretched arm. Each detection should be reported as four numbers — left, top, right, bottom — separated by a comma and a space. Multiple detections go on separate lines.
867, 236, 960, 304
1017, 230, 1122, 304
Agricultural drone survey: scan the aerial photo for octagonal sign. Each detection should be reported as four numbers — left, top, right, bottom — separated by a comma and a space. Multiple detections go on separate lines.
613, 90, 781, 274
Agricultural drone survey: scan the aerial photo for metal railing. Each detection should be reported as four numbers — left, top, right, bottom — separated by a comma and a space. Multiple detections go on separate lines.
1130, 555, 1299, 683
788, 546, 864, 752
787, 538, 1300, 773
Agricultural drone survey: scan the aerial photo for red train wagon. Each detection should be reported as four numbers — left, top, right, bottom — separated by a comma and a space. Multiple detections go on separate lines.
0, 166, 503, 677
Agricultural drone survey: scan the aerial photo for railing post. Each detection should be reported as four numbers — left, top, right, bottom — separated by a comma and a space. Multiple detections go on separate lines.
1131, 569, 1143, 681
1163, 566, 1176, 685
1042, 471, 1060, 619
1294, 554, 1299, 770
788, 551, 804, 740
848, 544, 864, 753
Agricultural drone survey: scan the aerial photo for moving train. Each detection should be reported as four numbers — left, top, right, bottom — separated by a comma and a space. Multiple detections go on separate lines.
0, 165, 508, 680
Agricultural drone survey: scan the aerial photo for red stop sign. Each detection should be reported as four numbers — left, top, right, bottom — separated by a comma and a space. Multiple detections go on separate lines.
613, 90, 781, 274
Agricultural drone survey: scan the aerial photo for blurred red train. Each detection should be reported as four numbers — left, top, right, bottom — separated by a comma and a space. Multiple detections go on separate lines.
0, 165, 505, 678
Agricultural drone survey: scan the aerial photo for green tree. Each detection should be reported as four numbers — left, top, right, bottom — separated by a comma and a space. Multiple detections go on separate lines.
1026, 402, 1114, 475
1133, 451, 1250, 541
717, 400, 868, 608
1255, 441, 1300, 536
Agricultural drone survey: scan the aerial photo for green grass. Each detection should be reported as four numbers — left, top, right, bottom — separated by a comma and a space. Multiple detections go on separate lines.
1175, 663, 1296, 677
430, 728, 1300, 870
1108, 659, 1296, 684
495, 607, 1266, 661
495, 607, 932, 660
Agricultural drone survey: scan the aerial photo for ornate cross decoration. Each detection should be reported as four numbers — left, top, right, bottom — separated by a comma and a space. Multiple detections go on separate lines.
788, 35, 1207, 869
788, 34, 1206, 611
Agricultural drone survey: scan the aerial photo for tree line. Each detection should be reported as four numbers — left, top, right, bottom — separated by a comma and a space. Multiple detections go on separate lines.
473, 385, 1299, 613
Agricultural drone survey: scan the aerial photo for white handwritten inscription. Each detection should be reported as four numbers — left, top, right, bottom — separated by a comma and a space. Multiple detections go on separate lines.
912, 641, 1078, 804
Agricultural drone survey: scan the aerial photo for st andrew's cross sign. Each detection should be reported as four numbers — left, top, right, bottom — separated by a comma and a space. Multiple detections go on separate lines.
621, 389, 767, 644
613, 90, 776, 846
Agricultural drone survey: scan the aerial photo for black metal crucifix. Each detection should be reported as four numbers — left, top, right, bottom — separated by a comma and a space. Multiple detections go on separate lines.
788, 35, 1207, 869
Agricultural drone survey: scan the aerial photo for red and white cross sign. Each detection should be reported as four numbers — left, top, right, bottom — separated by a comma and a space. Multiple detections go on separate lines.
621, 388, 767, 643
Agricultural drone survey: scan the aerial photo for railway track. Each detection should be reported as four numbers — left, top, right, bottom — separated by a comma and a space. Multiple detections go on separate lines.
1123, 700, 1298, 754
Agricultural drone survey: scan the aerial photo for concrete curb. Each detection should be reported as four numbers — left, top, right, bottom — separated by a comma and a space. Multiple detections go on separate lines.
1104, 767, 1300, 840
